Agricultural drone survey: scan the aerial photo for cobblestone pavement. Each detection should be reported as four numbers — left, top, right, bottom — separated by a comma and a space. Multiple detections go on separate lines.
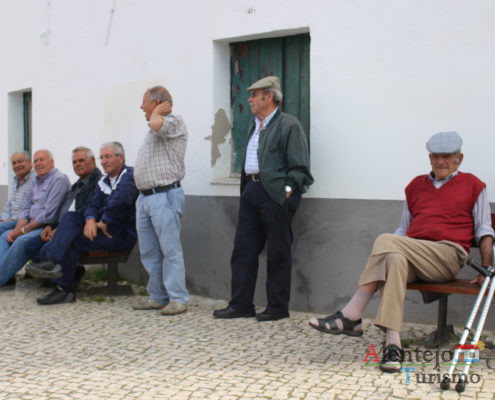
1, 279, 494, 400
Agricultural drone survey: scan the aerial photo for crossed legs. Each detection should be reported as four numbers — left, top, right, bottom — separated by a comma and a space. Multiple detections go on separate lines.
309, 234, 466, 370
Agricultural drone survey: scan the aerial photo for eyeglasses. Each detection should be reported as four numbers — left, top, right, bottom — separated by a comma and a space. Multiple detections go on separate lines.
100, 154, 116, 160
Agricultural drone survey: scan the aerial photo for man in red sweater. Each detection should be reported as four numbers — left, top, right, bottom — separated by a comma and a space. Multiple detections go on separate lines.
308, 131, 494, 373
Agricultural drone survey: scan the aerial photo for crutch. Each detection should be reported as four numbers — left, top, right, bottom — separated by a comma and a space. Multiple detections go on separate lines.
440, 258, 495, 393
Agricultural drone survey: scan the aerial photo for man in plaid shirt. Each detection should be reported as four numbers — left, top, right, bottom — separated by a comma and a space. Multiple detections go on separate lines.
0, 151, 35, 236
132, 86, 189, 315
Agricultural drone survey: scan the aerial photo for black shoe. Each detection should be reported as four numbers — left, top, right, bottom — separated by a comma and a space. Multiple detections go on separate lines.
0, 276, 16, 290
380, 344, 404, 373
213, 306, 256, 319
26, 261, 63, 278
256, 309, 290, 322
37, 286, 75, 305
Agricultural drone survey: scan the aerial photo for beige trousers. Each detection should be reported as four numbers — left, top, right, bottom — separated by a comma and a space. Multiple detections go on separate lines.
358, 233, 467, 332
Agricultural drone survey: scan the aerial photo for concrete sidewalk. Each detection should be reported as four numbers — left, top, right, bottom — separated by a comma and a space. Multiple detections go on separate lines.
0, 279, 494, 399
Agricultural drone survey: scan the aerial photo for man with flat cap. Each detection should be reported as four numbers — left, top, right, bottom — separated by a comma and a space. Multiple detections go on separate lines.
308, 131, 494, 373
214, 75, 314, 322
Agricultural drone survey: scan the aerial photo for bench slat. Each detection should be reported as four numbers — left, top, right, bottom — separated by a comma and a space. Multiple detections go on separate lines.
407, 279, 481, 296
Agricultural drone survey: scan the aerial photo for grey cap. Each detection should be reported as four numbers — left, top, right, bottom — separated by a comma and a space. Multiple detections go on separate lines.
246, 76, 281, 91
426, 131, 463, 153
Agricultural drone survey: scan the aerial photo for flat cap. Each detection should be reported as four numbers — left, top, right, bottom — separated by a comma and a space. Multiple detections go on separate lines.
246, 76, 281, 91
426, 131, 463, 153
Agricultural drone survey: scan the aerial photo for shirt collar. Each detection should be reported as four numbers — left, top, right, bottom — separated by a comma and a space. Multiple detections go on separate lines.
36, 168, 57, 182
428, 170, 459, 184
79, 168, 99, 186
14, 168, 34, 185
255, 107, 278, 129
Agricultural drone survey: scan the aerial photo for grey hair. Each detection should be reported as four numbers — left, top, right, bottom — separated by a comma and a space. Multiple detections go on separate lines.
72, 146, 95, 160
454, 150, 462, 164
35, 149, 54, 161
263, 88, 283, 104
100, 141, 125, 157
11, 150, 31, 161
148, 86, 173, 106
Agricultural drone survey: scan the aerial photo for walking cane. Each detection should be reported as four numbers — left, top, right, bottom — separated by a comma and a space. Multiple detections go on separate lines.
440, 259, 495, 393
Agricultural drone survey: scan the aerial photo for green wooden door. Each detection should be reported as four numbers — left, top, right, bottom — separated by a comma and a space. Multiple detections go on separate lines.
230, 33, 310, 173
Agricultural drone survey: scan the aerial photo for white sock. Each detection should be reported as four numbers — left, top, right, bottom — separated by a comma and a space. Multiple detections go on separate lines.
385, 329, 402, 348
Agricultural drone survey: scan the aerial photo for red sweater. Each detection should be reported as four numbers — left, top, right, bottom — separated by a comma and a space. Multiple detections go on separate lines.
405, 172, 485, 253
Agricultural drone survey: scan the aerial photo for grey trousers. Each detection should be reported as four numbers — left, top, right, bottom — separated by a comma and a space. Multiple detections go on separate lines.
358, 233, 467, 332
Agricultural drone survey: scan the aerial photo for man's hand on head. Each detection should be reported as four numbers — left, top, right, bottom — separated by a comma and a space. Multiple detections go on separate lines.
150, 101, 172, 131
153, 101, 172, 117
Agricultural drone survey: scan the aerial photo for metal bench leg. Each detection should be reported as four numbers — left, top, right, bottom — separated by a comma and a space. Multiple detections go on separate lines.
107, 260, 118, 289
425, 294, 455, 347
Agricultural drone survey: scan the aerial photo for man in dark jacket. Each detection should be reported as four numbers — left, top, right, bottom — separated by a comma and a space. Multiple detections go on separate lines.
27, 142, 139, 304
24, 146, 102, 282
214, 76, 314, 321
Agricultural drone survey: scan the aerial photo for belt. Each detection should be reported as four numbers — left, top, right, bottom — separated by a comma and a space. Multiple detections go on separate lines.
140, 181, 181, 196
246, 174, 261, 182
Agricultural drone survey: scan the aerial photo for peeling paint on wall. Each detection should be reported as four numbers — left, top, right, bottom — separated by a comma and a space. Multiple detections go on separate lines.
204, 109, 231, 167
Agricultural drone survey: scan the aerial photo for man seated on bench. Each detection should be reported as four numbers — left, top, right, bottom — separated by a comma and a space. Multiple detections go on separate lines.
26, 142, 139, 305
0, 151, 36, 236
24, 146, 102, 284
308, 131, 494, 373
0, 150, 71, 287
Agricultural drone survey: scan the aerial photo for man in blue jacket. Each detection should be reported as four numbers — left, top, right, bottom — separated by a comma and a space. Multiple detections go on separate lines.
27, 142, 139, 304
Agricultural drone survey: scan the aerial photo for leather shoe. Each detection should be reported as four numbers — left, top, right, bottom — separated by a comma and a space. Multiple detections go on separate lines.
37, 286, 75, 305
25, 261, 63, 278
213, 306, 255, 319
256, 310, 290, 322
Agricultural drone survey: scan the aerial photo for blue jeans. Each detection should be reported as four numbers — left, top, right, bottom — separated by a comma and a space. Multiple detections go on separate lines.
24, 235, 48, 263
136, 188, 189, 305
0, 220, 17, 236
0, 227, 43, 286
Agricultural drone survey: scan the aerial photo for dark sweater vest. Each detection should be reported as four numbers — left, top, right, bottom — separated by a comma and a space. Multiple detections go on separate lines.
405, 172, 485, 253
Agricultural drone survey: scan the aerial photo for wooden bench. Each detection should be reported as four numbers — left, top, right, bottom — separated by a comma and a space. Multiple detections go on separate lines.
78, 250, 133, 296
406, 279, 482, 347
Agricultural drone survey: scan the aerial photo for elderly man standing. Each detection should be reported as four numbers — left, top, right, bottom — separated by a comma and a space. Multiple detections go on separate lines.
0, 150, 70, 287
0, 151, 36, 235
214, 76, 313, 322
131, 85, 189, 315
308, 131, 494, 373
27, 142, 138, 304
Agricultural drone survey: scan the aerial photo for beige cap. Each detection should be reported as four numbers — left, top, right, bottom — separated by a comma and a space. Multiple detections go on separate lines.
246, 76, 281, 91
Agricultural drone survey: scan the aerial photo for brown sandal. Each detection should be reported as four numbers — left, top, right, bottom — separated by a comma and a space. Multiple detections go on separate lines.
309, 310, 363, 337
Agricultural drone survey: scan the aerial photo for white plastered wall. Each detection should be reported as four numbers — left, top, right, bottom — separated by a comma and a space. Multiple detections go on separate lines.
0, 0, 494, 201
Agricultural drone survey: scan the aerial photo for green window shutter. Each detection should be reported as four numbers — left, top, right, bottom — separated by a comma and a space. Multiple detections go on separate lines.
23, 92, 32, 153
230, 33, 310, 174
